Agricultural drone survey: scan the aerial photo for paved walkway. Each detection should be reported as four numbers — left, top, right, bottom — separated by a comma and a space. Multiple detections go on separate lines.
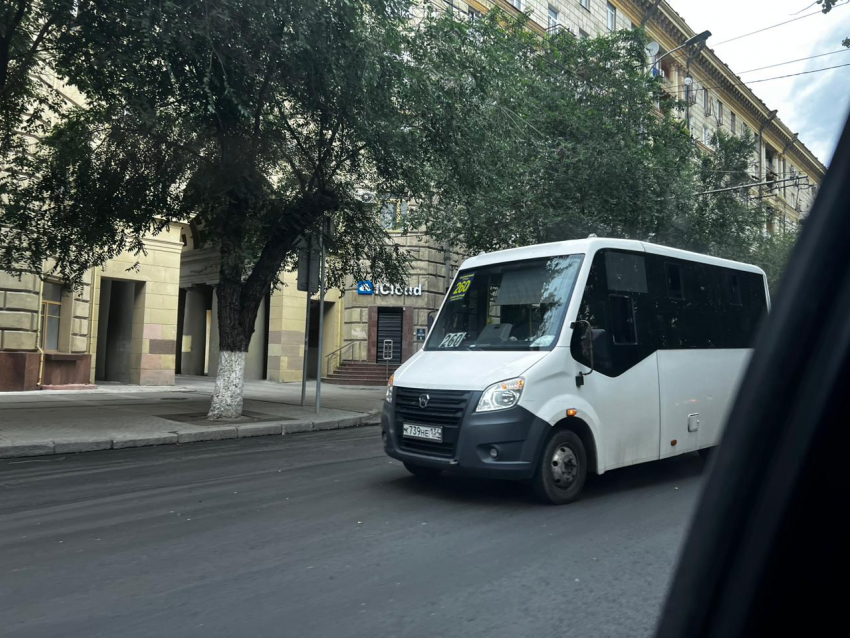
0, 376, 385, 458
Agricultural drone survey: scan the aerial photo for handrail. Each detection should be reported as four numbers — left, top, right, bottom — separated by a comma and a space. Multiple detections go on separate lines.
324, 341, 355, 377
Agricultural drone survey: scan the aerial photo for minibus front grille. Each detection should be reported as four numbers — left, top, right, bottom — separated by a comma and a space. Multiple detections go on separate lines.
394, 387, 471, 458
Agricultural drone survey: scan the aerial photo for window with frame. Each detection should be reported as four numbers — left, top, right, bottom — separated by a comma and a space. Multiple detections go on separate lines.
571, 249, 651, 377
508, 0, 522, 9
379, 199, 408, 230
547, 5, 560, 31
579, 28, 590, 39
685, 80, 697, 105
40, 282, 63, 351
580, 0, 590, 10
703, 125, 712, 147
703, 89, 710, 112
731, 111, 737, 134
606, 3, 617, 31
717, 100, 724, 126
468, 7, 482, 20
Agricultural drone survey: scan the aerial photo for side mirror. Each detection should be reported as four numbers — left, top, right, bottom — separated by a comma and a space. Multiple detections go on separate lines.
570, 320, 594, 386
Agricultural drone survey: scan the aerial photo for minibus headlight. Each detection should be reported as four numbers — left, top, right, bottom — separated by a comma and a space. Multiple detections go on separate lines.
386, 374, 394, 403
476, 377, 525, 412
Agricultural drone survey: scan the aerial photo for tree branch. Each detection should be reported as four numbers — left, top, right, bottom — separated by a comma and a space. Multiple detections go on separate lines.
329, 142, 368, 179
0, 0, 34, 94
253, 59, 276, 138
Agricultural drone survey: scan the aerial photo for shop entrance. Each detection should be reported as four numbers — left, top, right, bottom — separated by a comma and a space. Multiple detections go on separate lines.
376, 307, 403, 363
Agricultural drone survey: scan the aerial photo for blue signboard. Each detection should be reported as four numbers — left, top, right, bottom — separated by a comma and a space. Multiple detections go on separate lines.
357, 280, 374, 295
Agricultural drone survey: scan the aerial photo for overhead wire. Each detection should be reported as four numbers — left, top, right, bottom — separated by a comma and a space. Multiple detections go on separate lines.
711, 1, 849, 47
736, 47, 850, 74
667, 61, 850, 96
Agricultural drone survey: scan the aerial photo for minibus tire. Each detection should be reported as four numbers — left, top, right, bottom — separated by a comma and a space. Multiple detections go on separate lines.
403, 462, 443, 479
533, 429, 587, 504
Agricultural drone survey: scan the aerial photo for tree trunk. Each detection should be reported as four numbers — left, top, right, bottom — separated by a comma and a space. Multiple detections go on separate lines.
205, 190, 332, 419
209, 350, 247, 419
207, 273, 261, 420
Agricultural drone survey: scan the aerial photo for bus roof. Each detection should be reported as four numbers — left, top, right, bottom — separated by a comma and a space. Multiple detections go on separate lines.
459, 238, 766, 276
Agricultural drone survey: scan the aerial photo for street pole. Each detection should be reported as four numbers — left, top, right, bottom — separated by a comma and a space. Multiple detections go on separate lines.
650, 30, 711, 72
300, 235, 312, 407
315, 219, 327, 414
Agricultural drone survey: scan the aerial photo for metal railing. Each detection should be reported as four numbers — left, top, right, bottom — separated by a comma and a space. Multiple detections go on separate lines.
324, 341, 355, 378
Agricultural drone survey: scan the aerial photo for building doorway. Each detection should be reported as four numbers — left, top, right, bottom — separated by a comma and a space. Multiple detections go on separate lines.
376, 307, 403, 364
306, 299, 336, 379
95, 279, 142, 383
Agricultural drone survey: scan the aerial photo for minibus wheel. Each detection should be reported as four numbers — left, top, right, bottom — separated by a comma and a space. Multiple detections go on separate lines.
533, 429, 587, 504
403, 462, 443, 479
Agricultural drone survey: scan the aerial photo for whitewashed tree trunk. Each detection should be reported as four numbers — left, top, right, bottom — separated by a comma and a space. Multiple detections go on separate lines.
208, 350, 247, 419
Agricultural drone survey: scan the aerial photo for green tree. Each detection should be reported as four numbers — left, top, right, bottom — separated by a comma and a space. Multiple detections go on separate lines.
0, 1, 533, 417
1, 1, 76, 201
410, 16, 785, 289
1, 1, 75, 139
751, 227, 800, 296
664, 129, 766, 261
409, 18, 697, 251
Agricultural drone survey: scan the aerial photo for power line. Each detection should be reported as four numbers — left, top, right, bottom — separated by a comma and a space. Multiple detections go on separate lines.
669, 61, 850, 96
737, 47, 850, 74
694, 175, 807, 197
712, 1, 849, 47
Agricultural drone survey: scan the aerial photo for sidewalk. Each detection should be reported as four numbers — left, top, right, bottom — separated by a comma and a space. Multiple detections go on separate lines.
0, 376, 385, 458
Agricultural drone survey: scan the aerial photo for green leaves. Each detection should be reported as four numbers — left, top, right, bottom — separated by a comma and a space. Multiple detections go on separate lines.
407, 18, 696, 253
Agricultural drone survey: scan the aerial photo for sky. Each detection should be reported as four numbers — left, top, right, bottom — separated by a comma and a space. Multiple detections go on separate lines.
670, 0, 850, 166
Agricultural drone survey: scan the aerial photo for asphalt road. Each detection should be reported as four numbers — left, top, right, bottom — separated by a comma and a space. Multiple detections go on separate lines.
0, 426, 705, 638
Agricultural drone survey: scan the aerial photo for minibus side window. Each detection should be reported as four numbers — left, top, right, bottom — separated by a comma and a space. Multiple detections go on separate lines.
609, 295, 637, 344
666, 262, 684, 300
728, 273, 743, 306
571, 249, 652, 376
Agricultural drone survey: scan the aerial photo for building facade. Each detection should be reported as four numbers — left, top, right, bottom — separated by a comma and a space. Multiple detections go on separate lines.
0, 0, 828, 391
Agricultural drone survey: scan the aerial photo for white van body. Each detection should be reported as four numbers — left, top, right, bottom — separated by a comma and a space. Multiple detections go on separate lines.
380, 238, 770, 502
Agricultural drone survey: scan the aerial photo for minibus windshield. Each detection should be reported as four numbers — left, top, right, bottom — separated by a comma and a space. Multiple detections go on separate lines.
426, 254, 584, 351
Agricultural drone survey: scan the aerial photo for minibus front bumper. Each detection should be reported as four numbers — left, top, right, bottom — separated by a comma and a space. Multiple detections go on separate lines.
381, 391, 550, 480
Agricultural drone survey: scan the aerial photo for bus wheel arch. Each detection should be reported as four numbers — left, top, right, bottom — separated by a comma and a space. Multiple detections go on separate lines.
552, 416, 598, 476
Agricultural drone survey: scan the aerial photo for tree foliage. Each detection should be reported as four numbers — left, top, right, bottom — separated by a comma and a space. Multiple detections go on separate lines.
410, 14, 776, 266
1, 1, 76, 144
1, 0, 77, 224
408, 17, 696, 249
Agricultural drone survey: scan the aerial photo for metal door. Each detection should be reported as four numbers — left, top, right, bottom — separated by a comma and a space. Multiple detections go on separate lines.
377, 308, 403, 363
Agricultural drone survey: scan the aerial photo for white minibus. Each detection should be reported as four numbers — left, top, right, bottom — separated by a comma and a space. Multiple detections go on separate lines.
380, 238, 770, 503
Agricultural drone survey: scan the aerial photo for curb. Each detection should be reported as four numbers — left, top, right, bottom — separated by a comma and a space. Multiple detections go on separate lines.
0, 409, 382, 459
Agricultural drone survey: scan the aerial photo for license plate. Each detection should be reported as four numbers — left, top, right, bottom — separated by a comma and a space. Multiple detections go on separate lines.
402, 423, 443, 442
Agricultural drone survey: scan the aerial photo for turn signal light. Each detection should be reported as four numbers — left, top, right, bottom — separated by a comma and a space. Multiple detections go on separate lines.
567, 408, 578, 417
